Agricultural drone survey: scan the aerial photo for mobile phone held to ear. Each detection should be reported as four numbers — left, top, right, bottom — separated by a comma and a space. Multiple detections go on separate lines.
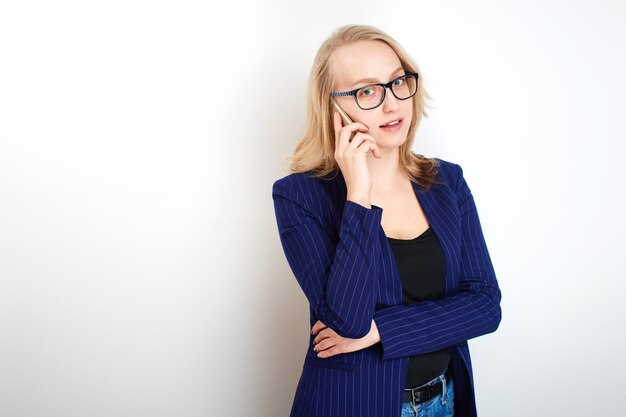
331, 98, 379, 159
332, 98, 354, 125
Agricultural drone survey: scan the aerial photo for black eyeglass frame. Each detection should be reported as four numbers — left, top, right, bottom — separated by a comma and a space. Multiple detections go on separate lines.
330, 71, 419, 110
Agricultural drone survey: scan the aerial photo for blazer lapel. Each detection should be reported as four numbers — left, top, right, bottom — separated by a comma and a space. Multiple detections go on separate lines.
412, 181, 456, 297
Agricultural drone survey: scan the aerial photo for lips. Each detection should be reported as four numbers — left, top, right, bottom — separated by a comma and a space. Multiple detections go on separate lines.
380, 117, 403, 127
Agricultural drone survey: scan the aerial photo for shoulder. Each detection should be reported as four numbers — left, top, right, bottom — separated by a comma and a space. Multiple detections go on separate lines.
272, 171, 316, 199
272, 170, 339, 208
431, 156, 464, 191
272, 171, 315, 192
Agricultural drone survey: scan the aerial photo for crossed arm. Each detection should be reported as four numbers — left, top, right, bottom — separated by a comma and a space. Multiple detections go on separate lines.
272, 164, 501, 360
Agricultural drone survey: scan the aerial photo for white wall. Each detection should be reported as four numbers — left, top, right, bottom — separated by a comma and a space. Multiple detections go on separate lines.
1, 1, 624, 416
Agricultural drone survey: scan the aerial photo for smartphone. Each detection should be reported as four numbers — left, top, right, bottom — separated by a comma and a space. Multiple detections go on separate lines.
332, 98, 354, 125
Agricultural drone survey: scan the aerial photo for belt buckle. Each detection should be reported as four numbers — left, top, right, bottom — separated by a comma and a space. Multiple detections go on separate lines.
410, 387, 427, 406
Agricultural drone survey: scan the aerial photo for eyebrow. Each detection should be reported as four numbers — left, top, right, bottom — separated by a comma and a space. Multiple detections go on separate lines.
351, 66, 404, 87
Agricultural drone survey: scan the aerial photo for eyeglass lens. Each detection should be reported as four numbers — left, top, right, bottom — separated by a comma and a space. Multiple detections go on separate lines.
356, 75, 417, 109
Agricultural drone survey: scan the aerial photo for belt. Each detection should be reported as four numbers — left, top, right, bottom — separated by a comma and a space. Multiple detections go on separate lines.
403, 367, 453, 405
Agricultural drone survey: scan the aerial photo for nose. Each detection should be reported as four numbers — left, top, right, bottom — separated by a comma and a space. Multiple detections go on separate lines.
381, 86, 400, 112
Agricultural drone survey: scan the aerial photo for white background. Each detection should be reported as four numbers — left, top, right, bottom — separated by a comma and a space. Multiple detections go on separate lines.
1, 1, 625, 416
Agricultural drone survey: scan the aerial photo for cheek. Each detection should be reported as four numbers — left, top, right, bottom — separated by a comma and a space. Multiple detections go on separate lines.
404, 108, 413, 126
359, 116, 376, 130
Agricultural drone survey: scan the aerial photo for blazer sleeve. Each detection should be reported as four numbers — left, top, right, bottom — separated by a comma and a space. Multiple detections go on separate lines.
372, 163, 502, 360
272, 176, 384, 339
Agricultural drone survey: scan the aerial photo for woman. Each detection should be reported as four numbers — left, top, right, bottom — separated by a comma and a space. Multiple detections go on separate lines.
271, 24, 502, 417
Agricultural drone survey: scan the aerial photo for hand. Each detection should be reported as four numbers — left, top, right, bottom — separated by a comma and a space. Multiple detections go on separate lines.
333, 111, 381, 205
311, 319, 381, 358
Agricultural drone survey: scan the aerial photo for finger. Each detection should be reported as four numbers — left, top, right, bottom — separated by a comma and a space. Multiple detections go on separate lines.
313, 337, 335, 353
351, 133, 381, 156
334, 112, 347, 155
316, 321, 328, 334
348, 133, 378, 151
359, 140, 381, 156
348, 132, 376, 146
335, 122, 370, 159
313, 329, 331, 345
314, 325, 332, 343
338, 122, 369, 146
342, 122, 369, 136
362, 142, 382, 159
314, 331, 340, 350
317, 345, 341, 358
311, 320, 327, 335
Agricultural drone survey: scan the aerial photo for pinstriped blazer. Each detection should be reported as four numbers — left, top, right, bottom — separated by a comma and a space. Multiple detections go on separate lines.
271, 157, 502, 417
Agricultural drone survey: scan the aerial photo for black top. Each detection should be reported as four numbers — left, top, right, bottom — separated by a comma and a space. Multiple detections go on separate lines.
386, 226, 451, 389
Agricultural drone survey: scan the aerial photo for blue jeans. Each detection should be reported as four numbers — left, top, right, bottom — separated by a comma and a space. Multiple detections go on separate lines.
400, 372, 455, 417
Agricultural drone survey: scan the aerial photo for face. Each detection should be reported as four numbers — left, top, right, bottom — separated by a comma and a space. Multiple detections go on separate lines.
331, 40, 413, 148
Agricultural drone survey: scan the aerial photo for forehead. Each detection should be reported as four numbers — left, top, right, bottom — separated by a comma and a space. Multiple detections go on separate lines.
332, 40, 402, 89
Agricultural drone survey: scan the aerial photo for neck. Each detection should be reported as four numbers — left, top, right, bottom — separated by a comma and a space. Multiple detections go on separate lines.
366, 146, 407, 193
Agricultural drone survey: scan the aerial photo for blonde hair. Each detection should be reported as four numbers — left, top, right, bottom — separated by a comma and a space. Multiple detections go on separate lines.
285, 24, 442, 191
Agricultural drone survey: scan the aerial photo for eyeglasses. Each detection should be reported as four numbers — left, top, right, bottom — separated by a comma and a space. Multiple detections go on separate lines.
330, 71, 419, 110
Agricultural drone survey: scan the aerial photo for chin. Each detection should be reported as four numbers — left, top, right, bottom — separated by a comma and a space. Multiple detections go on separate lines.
377, 135, 408, 150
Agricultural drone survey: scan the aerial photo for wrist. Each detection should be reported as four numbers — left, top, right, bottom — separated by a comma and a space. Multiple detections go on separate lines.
347, 195, 372, 208
369, 319, 381, 344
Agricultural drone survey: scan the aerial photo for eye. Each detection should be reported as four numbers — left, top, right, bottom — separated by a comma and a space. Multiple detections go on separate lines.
393, 78, 405, 87
358, 88, 374, 97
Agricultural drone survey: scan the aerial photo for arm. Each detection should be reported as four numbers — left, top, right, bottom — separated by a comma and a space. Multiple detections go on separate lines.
372, 163, 502, 360
272, 176, 383, 339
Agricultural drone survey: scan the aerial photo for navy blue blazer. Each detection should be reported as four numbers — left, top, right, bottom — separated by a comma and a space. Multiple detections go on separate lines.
271, 157, 502, 417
